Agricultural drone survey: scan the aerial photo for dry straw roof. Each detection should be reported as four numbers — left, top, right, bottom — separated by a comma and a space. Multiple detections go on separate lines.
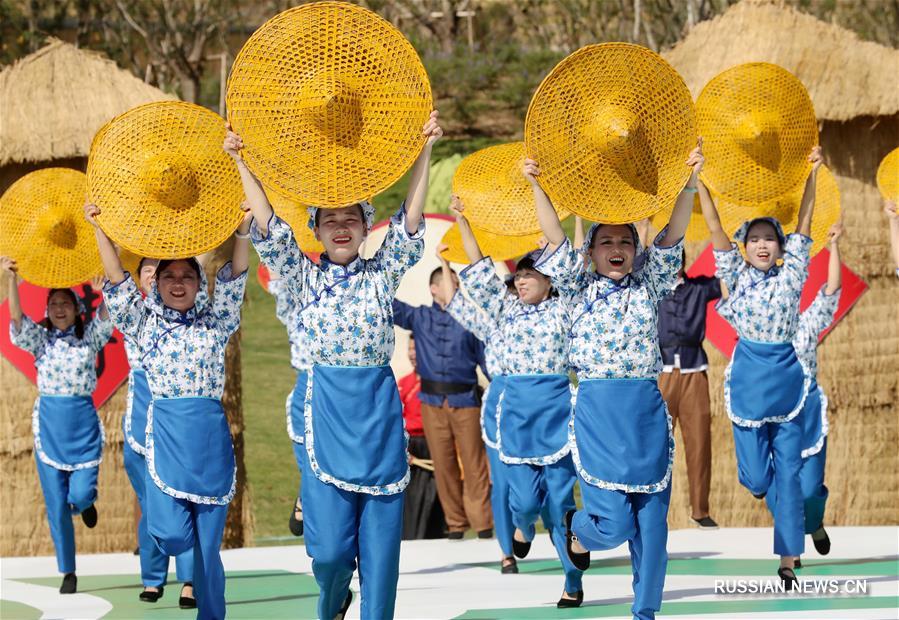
663, 0, 899, 122
0, 38, 176, 166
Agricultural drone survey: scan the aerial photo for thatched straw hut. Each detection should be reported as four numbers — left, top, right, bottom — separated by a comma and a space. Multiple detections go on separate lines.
662, 0, 899, 529
0, 38, 178, 191
0, 40, 251, 558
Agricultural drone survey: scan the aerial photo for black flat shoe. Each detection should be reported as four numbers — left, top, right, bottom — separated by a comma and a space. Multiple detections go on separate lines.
81, 504, 98, 528
288, 499, 304, 537
336, 590, 353, 619
447, 531, 464, 541
500, 556, 518, 574
692, 516, 719, 529
139, 586, 164, 602
59, 573, 77, 594
778, 567, 798, 591
477, 528, 493, 540
557, 590, 584, 608
133, 546, 140, 556
812, 526, 831, 555
565, 510, 590, 571
752, 492, 766, 500
179, 583, 197, 609
511, 530, 531, 559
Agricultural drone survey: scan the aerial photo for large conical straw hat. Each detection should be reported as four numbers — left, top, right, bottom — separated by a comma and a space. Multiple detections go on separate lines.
87, 101, 244, 259
226, 2, 433, 208
439, 224, 543, 265
0, 168, 102, 288
876, 147, 899, 202
696, 62, 818, 206
525, 43, 696, 224
451, 142, 569, 236
265, 188, 325, 254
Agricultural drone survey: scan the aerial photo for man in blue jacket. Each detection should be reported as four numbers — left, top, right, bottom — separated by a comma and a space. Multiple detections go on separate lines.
393, 263, 493, 540
657, 251, 722, 529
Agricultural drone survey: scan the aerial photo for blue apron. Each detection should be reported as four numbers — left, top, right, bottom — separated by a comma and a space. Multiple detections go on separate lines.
304, 365, 409, 495
800, 381, 827, 459
147, 397, 236, 505
571, 379, 673, 493
725, 339, 810, 427
480, 376, 505, 449
497, 374, 572, 465
33, 395, 103, 471
286, 370, 309, 444
123, 369, 151, 455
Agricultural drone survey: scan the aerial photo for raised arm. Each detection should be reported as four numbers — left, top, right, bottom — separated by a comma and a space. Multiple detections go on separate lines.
450, 196, 484, 263
524, 158, 566, 250
698, 181, 731, 251
825, 222, 843, 295
795, 146, 823, 238
224, 123, 275, 236
659, 140, 704, 247
403, 111, 443, 235
84, 203, 126, 284
573, 216, 585, 249
231, 208, 252, 277
1, 257, 22, 329
436, 243, 457, 306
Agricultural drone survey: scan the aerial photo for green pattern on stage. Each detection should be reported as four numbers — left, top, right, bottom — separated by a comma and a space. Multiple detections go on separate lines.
15, 570, 320, 618
0, 599, 42, 620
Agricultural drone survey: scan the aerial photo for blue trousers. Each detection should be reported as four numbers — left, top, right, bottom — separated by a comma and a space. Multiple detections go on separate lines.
506, 455, 583, 594
766, 439, 828, 537
123, 444, 194, 586
572, 483, 671, 620
486, 446, 514, 558
301, 450, 404, 619
34, 455, 98, 574
732, 418, 805, 556
145, 475, 229, 620
291, 441, 304, 500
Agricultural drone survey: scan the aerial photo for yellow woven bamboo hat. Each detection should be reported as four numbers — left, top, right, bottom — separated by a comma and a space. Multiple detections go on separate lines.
87, 101, 245, 259
266, 188, 325, 254
0, 168, 103, 288
720, 166, 840, 258
876, 147, 899, 201
226, 2, 433, 208
452, 142, 569, 236
439, 224, 543, 265
524, 43, 696, 224
696, 62, 818, 206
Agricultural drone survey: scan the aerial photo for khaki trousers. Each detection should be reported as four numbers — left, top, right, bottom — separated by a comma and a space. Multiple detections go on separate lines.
658, 369, 713, 519
420, 402, 493, 533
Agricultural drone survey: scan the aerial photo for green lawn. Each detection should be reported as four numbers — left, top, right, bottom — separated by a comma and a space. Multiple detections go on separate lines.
240, 250, 304, 543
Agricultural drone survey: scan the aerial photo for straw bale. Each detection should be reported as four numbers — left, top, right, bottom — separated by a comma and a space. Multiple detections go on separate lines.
0, 38, 176, 166
663, 0, 899, 122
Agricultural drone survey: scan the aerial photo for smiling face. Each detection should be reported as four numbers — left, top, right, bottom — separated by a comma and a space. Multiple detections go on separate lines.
314, 205, 367, 265
514, 268, 552, 305
590, 224, 637, 280
46, 290, 77, 332
138, 259, 160, 295
744, 221, 783, 272
156, 260, 201, 312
